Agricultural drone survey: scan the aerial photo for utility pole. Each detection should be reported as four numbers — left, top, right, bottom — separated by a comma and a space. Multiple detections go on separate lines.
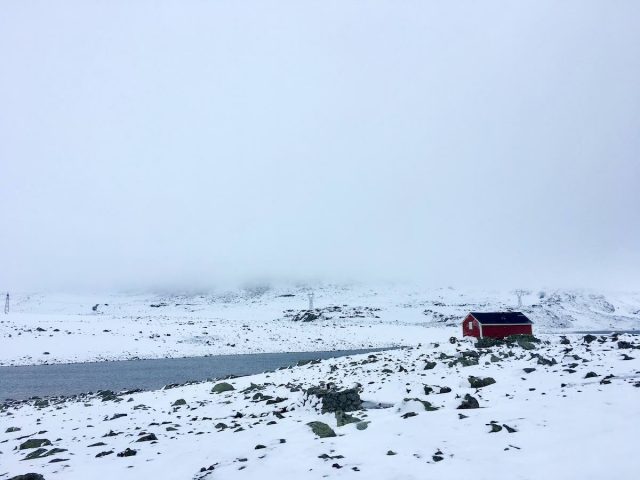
308, 291, 314, 311
513, 289, 530, 309
4, 293, 9, 314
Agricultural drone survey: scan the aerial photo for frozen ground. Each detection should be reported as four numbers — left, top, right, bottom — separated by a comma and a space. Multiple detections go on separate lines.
1, 284, 639, 366
1, 331, 639, 480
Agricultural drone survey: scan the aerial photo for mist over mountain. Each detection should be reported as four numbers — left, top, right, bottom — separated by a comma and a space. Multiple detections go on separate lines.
1, 1, 639, 292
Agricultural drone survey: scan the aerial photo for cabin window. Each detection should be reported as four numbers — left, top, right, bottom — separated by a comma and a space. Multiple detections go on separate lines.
468, 321, 473, 330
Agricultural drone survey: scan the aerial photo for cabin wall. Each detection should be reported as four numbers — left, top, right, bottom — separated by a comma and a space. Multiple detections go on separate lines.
462, 315, 480, 338
481, 324, 532, 338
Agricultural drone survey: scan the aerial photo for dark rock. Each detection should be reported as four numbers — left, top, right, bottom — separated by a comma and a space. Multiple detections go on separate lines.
22, 448, 48, 460
489, 423, 503, 433
439, 386, 452, 394
503, 424, 517, 433
107, 413, 127, 421
335, 411, 361, 427
618, 341, 633, 349
19, 439, 51, 450
387, 450, 397, 455
136, 433, 157, 442
405, 398, 438, 411
355, 421, 369, 430
307, 421, 336, 438
255, 444, 266, 450
454, 356, 479, 367
8, 474, 45, 480
211, 382, 235, 394
432, 455, 444, 462
424, 361, 437, 370
584, 371, 598, 379
457, 394, 480, 409
401, 412, 418, 419
117, 448, 137, 457
97, 390, 118, 402
535, 355, 557, 366
96, 450, 113, 458
6, 426, 21, 433
468, 376, 496, 388
583, 334, 597, 344
172, 399, 187, 406
306, 386, 362, 413
516, 338, 536, 350
523, 368, 536, 373
292, 311, 320, 322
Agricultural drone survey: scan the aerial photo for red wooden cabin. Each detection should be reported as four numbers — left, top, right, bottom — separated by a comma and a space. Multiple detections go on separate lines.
462, 312, 533, 339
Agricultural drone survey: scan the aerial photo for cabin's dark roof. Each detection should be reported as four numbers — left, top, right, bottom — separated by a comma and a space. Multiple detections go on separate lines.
469, 312, 533, 325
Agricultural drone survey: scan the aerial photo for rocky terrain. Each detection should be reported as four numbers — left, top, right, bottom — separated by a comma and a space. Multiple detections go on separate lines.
1, 332, 639, 479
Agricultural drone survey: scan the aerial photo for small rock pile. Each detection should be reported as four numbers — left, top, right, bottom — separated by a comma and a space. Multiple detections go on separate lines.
306, 386, 362, 413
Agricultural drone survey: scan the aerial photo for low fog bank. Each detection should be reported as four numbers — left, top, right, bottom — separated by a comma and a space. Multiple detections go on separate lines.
1, 1, 639, 293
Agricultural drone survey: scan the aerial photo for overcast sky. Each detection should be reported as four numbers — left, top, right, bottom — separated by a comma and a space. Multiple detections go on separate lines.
1, 0, 639, 292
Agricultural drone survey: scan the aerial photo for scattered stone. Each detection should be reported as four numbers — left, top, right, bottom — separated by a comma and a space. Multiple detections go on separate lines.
172, 399, 187, 406
356, 421, 370, 430
457, 394, 480, 410
307, 421, 336, 438
211, 383, 235, 394
335, 411, 361, 427
489, 423, 503, 433
8, 474, 45, 480
107, 413, 127, 421
136, 433, 158, 442
96, 450, 113, 458
401, 412, 418, 419
22, 448, 48, 460
584, 371, 598, 379
19, 439, 51, 450
318, 453, 344, 460
404, 398, 438, 411
117, 448, 137, 457
535, 355, 557, 366
424, 361, 437, 370
503, 424, 517, 433
5, 427, 21, 433
523, 368, 536, 374
387, 450, 397, 456
583, 334, 597, 344
468, 376, 496, 388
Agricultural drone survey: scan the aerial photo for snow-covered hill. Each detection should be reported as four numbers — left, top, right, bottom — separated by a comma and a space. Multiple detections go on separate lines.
1, 285, 639, 366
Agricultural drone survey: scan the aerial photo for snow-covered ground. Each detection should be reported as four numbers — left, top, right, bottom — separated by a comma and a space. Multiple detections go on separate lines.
1, 332, 639, 480
1, 285, 639, 366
